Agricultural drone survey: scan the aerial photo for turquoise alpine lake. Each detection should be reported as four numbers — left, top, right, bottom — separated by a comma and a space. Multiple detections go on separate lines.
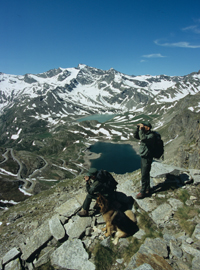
77, 114, 117, 123
89, 142, 141, 174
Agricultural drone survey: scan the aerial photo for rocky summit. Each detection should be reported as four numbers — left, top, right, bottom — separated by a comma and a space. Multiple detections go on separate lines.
1, 161, 200, 270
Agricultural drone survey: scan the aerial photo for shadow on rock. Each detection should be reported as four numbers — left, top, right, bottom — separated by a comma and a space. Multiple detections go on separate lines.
151, 171, 193, 194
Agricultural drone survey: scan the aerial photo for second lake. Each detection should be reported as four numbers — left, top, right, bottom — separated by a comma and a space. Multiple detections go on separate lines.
89, 142, 141, 174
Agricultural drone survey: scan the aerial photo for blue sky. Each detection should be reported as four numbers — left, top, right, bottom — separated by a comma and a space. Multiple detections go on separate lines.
1, 0, 200, 76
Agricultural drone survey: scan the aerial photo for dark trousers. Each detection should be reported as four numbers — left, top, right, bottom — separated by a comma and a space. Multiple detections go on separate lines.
82, 194, 97, 211
140, 157, 153, 194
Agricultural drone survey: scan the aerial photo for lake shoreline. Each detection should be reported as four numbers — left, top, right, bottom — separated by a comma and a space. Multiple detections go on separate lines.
83, 139, 140, 173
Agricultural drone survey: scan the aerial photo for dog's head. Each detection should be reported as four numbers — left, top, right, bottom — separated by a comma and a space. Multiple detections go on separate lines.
95, 194, 109, 213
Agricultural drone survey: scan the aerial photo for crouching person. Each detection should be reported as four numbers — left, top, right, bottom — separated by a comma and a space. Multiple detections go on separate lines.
78, 168, 117, 217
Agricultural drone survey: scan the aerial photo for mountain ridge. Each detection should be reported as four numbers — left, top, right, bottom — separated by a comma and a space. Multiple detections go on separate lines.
0, 64, 199, 199
1, 65, 200, 117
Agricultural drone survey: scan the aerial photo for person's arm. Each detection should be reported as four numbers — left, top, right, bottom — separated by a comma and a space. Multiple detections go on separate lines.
87, 181, 102, 195
133, 127, 140, 140
138, 129, 154, 144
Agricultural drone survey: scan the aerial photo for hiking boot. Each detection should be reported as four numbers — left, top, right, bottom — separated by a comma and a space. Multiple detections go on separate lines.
136, 192, 145, 199
78, 209, 88, 217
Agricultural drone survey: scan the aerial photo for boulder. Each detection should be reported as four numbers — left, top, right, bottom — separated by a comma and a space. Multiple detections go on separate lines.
151, 203, 173, 225
64, 216, 92, 238
169, 240, 183, 258
49, 215, 66, 241
192, 223, 200, 240
134, 229, 146, 240
54, 197, 81, 217
20, 221, 52, 261
192, 256, 200, 270
134, 264, 155, 270
33, 247, 55, 268
125, 237, 171, 269
4, 258, 22, 270
181, 243, 200, 258
50, 239, 95, 270
139, 238, 168, 258
150, 162, 183, 178
2, 248, 21, 265
167, 198, 183, 211
134, 194, 157, 212
189, 169, 200, 185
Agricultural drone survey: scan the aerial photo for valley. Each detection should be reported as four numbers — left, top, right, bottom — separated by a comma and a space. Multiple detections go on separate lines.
0, 65, 200, 206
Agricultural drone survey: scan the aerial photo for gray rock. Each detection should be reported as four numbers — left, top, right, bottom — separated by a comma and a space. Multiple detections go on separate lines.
176, 259, 191, 270
134, 264, 155, 270
118, 238, 130, 248
20, 221, 52, 261
186, 237, 194, 244
157, 194, 166, 198
182, 243, 200, 257
186, 199, 193, 206
170, 240, 183, 258
49, 215, 66, 241
50, 239, 95, 270
33, 247, 55, 268
167, 198, 183, 211
4, 258, 22, 270
192, 256, 200, 270
55, 197, 81, 217
64, 216, 92, 238
85, 227, 93, 236
139, 237, 168, 258
189, 169, 200, 184
175, 231, 187, 243
151, 203, 173, 225
150, 162, 183, 178
96, 215, 105, 224
134, 229, 146, 240
2, 248, 21, 265
116, 258, 124, 264
133, 192, 157, 212
125, 237, 171, 270
163, 233, 176, 245
100, 237, 111, 248
25, 262, 34, 270
192, 223, 200, 240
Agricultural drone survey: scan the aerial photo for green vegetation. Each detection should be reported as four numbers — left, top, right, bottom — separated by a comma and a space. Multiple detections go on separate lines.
137, 211, 162, 239
122, 237, 140, 263
174, 205, 197, 236
93, 242, 118, 270
177, 189, 190, 204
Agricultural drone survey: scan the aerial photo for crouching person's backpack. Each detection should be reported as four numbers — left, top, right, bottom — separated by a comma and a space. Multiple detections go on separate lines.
152, 131, 164, 159
96, 169, 118, 193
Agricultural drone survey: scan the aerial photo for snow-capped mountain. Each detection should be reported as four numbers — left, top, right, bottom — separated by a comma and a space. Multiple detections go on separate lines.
1, 64, 200, 120
0, 64, 200, 197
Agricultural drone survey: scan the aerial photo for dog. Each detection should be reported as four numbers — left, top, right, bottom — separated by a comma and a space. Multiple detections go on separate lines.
95, 194, 138, 245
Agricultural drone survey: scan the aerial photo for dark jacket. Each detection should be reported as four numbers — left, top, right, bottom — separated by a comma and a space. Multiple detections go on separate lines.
133, 128, 155, 158
86, 179, 103, 195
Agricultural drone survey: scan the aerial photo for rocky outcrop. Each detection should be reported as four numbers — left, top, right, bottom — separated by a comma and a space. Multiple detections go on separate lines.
1, 162, 200, 269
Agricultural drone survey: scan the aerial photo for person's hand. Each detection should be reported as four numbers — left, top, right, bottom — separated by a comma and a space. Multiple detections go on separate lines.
137, 123, 144, 130
84, 176, 90, 182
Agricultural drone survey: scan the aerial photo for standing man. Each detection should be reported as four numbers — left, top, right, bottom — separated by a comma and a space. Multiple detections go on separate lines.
133, 121, 155, 199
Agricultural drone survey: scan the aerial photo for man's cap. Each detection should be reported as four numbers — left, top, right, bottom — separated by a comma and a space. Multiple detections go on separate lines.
142, 121, 152, 129
85, 168, 98, 176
